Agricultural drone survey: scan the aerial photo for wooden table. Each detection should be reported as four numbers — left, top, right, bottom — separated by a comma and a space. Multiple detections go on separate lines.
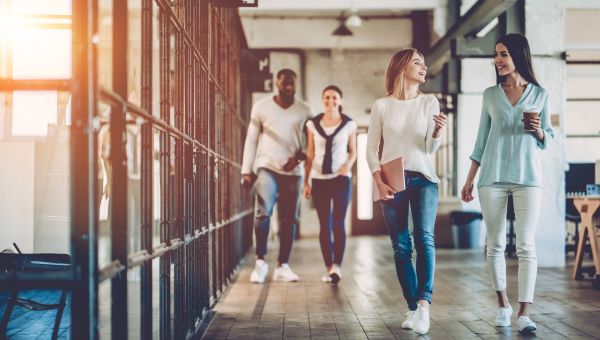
571, 197, 600, 288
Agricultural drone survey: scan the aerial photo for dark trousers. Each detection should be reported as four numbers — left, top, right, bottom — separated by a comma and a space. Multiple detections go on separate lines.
311, 175, 352, 267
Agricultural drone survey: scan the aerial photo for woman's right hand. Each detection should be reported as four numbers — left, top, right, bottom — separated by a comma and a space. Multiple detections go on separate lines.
376, 181, 396, 200
303, 182, 311, 199
461, 180, 474, 202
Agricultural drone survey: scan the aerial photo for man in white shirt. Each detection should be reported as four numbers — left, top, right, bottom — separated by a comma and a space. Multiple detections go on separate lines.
241, 69, 315, 283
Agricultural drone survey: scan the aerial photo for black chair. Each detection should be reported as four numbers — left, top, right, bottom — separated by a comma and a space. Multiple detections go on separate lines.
564, 198, 592, 258
0, 253, 71, 340
565, 199, 581, 255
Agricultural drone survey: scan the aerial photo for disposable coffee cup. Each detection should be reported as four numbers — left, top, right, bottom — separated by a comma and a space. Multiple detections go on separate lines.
522, 105, 539, 132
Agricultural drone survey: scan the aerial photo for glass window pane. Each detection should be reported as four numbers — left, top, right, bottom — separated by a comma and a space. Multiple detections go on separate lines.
566, 65, 600, 99
566, 9, 600, 46
99, 279, 112, 338
152, 2, 160, 117
12, 28, 71, 79
99, 0, 113, 90
566, 137, 600, 162
127, 122, 142, 254
12, 90, 58, 136
128, 0, 141, 106
127, 267, 140, 338
1, 91, 71, 255
565, 101, 600, 135
98, 114, 112, 269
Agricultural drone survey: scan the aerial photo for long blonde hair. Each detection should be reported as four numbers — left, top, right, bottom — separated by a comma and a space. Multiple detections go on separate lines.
385, 48, 423, 98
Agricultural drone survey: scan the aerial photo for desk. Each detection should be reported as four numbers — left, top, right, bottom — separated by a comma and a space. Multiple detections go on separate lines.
571, 197, 600, 288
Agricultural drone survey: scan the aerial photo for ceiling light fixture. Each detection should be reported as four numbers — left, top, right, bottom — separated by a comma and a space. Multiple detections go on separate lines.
345, 13, 362, 28
332, 17, 353, 36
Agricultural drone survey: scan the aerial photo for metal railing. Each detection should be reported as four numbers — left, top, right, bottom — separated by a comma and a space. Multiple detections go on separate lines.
1, 0, 253, 339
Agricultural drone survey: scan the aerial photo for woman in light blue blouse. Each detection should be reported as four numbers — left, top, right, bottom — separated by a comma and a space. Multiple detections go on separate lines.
460, 34, 553, 334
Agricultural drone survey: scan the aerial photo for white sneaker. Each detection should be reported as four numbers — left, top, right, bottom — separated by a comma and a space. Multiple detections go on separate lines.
249, 259, 268, 283
518, 316, 537, 334
329, 264, 342, 284
272, 263, 299, 282
401, 310, 416, 329
321, 273, 332, 283
412, 304, 430, 334
495, 305, 513, 327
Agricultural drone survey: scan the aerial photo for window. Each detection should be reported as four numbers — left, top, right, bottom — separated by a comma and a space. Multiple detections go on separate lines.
565, 9, 600, 162
565, 63, 600, 162
0, 0, 71, 138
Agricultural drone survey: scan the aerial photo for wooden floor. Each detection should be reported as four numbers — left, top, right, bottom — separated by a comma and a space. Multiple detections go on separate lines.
201, 236, 600, 340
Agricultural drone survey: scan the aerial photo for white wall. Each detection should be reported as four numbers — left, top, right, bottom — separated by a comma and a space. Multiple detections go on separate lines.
457, 59, 495, 213
305, 49, 397, 127
34, 131, 71, 254
526, 0, 566, 267
0, 142, 35, 252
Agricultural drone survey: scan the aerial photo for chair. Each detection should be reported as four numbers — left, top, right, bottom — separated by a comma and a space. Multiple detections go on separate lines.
0, 253, 71, 340
565, 198, 587, 256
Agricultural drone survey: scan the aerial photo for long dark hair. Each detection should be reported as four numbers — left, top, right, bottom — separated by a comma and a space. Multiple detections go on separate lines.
322, 85, 344, 113
495, 34, 540, 86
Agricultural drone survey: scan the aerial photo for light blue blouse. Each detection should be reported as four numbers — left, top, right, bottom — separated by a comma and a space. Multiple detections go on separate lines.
470, 83, 554, 188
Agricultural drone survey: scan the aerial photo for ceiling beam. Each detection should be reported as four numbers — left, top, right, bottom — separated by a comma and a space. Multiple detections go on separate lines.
424, 0, 517, 76
240, 0, 445, 13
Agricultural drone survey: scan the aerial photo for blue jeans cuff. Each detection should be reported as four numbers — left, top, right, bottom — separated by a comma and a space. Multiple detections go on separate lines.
417, 293, 432, 304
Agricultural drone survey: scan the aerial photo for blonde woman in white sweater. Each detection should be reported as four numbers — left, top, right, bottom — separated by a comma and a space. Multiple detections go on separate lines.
366, 48, 446, 335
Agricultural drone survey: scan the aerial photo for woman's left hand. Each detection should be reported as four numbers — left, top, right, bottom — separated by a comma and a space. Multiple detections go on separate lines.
337, 163, 350, 176
433, 112, 447, 137
529, 116, 544, 141
303, 182, 311, 199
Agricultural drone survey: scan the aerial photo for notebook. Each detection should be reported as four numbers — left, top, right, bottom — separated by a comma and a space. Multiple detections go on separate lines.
373, 156, 406, 202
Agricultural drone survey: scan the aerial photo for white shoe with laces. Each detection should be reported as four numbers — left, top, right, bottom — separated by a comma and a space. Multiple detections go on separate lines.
412, 304, 430, 335
273, 263, 300, 282
401, 310, 416, 329
518, 316, 537, 333
250, 259, 268, 284
495, 305, 513, 327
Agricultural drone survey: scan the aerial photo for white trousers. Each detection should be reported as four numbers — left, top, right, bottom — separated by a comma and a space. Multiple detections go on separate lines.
479, 184, 541, 303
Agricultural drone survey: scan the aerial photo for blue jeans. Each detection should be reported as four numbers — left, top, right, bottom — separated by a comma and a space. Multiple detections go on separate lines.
311, 176, 352, 267
380, 171, 438, 310
253, 168, 302, 264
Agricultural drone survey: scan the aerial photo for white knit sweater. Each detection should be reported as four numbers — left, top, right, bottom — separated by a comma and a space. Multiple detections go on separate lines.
366, 94, 442, 183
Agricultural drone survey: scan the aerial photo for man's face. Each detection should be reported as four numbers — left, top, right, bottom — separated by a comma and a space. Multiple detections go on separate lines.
276, 74, 296, 97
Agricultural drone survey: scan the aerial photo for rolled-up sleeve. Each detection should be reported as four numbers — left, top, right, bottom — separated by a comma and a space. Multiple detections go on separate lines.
469, 92, 491, 164
366, 101, 383, 174
536, 93, 554, 150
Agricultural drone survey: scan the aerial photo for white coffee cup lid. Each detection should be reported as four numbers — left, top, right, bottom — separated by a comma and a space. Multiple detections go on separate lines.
522, 104, 539, 111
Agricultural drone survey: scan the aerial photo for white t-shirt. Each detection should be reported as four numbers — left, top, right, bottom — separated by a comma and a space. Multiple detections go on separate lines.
306, 118, 357, 179
366, 94, 442, 183
241, 96, 315, 176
